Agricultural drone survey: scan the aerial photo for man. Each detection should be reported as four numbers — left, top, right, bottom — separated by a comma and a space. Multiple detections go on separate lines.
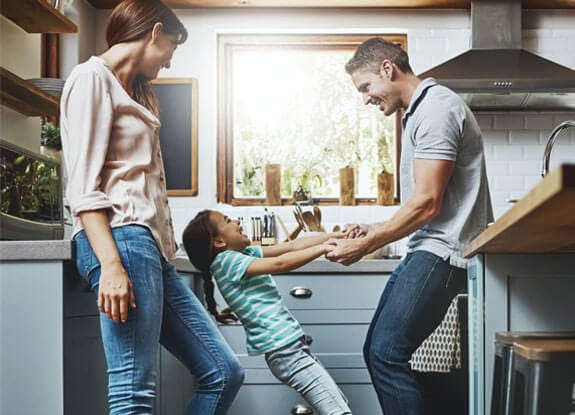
326, 37, 493, 414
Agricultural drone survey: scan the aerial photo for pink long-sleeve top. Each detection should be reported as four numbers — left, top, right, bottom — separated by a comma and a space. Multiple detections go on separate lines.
60, 56, 177, 260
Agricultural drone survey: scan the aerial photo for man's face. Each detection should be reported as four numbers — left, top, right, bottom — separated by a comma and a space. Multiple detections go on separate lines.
351, 65, 399, 116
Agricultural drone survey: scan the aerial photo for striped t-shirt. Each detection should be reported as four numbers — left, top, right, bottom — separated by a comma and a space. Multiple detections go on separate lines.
210, 246, 304, 355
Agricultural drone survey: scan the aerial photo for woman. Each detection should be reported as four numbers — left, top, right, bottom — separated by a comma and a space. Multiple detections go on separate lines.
60, 1, 243, 414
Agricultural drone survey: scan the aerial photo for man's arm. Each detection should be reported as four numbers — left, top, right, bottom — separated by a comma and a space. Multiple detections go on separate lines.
326, 158, 455, 265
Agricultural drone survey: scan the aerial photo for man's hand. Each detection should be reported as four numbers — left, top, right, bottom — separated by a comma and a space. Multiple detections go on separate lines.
325, 237, 370, 266
98, 261, 136, 323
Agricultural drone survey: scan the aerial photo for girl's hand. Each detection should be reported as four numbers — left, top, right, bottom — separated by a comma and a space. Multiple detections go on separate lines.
343, 223, 370, 239
98, 261, 136, 323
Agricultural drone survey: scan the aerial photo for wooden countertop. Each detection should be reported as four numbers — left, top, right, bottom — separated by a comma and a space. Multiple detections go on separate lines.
465, 163, 575, 257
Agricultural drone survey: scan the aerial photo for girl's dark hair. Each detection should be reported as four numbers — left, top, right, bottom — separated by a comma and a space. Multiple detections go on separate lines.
182, 210, 238, 324
106, 0, 188, 116
345, 37, 413, 76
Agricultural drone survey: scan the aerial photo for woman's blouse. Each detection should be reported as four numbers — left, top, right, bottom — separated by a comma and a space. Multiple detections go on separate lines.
60, 56, 176, 260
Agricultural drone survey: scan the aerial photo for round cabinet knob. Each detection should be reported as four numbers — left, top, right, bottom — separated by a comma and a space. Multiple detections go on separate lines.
291, 404, 314, 414
289, 287, 312, 298
303, 334, 313, 346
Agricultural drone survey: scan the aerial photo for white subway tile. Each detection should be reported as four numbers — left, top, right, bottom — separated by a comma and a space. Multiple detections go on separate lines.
475, 114, 494, 130
523, 175, 541, 191
486, 160, 508, 176
493, 115, 524, 130
493, 175, 524, 192
509, 130, 539, 145
482, 130, 509, 144
508, 160, 538, 176
493, 145, 523, 160
523, 145, 545, 161
524, 115, 554, 130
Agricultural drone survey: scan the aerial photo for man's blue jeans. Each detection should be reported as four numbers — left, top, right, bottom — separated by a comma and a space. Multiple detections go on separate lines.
75, 225, 244, 415
363, 250, 466, 415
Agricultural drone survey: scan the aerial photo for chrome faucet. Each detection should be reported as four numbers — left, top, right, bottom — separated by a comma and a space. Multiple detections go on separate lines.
541, 120, 575, 177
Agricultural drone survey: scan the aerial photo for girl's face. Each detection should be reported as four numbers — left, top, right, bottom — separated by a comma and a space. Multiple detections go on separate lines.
210, 211, 251, 252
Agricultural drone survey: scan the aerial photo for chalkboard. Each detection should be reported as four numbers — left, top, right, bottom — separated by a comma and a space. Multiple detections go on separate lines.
151, 78, 198, 196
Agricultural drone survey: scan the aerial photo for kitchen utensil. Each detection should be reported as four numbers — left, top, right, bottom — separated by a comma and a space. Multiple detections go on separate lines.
293, 209, 309, 232
287, 224, 303, 241
302, 211, 321, 232
276, 215, 291, 241
312, 205, 325, 232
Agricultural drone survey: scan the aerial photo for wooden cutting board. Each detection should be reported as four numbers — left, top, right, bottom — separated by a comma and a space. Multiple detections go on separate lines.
465, 163, 575, 257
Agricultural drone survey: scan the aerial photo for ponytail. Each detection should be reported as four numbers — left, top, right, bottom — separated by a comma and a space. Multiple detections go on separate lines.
183, 210, 237, 324
202, 271, 238, 324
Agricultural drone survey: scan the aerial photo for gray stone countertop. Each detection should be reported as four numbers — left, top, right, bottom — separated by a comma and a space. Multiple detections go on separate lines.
172, 255, 401, 274
0, 240, 74, 261
0, 240, 402, 273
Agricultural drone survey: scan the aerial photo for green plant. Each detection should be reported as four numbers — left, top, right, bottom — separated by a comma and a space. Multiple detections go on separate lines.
41, 120, 62, 150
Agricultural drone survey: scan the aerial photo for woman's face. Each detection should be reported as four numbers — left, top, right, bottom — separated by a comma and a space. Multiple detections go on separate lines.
141, 28, 179, 80
211, 211, 251, 252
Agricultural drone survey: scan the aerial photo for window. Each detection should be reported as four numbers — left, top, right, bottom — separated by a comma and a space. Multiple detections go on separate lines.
217, 34, 406, 205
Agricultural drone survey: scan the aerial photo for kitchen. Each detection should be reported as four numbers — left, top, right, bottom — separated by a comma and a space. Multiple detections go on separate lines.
1, 0, 575, 414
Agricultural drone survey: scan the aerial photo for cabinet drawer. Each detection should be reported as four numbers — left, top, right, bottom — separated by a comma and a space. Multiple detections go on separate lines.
227, 382, 380, 415
213, 273, 389, 311
219, 323, 370, 366
275, 274, 389, 310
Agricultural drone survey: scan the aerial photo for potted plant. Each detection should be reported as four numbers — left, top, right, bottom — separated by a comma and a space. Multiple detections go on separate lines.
291, 160, 323, 203
40, 119, 62, 160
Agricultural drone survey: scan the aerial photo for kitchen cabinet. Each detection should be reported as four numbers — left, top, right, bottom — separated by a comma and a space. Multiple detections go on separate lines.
173, 258, 402, 415
0, 241, 198, 415
465, 163, 575, 415
0, 0, 76, 117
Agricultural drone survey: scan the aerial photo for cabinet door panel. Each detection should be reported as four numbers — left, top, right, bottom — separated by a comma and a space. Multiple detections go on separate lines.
218, 323, 370, 368
64, 316, 108, 415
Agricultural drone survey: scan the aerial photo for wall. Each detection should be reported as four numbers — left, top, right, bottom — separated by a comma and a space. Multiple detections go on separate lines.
67, 6, 575, 244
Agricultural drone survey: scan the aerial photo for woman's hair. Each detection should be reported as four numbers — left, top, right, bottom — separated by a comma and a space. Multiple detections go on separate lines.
106, 0, 188, 116
345, 37, 413, 76
182, 210, 238, 324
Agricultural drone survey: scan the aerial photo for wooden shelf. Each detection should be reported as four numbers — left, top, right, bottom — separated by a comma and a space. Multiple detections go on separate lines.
88, 0, 575, 9
1, 0, 77, 33
0, 67, 60, 117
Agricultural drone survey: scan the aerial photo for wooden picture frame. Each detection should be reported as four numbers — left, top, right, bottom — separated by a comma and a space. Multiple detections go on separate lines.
152, 77, 199, 196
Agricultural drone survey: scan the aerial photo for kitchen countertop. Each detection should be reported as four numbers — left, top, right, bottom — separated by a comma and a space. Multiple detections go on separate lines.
172, 255, 401, 274
465, 163, 575, 257
0, 240, 73, 261
0, 240, 401, 273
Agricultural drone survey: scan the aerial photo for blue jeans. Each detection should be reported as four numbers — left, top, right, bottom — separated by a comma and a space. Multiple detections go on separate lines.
75, 225, 244, 415
363, 250, 466, 415
265, 336, 352, 415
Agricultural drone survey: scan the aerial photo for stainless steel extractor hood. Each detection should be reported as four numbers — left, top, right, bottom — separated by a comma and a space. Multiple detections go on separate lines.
418, 0, 575, 111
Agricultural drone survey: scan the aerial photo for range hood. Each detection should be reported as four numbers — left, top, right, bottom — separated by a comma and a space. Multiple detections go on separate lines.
418, 0, 575, 111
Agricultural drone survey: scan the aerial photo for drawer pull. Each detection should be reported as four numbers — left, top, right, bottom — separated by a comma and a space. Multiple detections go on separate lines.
291, 404, 313, 414
290, 287, 312, 298
304, 334, 313, 345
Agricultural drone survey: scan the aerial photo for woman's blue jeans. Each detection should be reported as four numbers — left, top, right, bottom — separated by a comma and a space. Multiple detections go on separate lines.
75, 225, 244, 415
363, 250, 466, 415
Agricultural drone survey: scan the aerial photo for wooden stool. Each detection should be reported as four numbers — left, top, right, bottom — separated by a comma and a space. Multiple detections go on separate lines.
491, 331, 575, 415
509, 338, 575, 415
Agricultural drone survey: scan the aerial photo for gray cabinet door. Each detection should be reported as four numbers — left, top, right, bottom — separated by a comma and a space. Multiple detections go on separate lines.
64, 316, 108, 415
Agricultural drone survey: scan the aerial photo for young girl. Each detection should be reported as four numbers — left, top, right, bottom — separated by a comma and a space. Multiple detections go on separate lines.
182, 210, 353, 415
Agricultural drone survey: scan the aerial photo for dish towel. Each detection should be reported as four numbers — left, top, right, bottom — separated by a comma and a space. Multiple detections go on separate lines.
409, 294, 465, 373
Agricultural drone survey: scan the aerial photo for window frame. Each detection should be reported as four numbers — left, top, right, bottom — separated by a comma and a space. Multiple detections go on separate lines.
217, 33, 406, 206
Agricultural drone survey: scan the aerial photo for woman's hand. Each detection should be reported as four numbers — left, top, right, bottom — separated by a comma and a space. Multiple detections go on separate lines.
98, 261, 136, 323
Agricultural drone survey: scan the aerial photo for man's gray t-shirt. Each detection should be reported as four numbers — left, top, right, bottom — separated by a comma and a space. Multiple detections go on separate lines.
400, 78, 493, 268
